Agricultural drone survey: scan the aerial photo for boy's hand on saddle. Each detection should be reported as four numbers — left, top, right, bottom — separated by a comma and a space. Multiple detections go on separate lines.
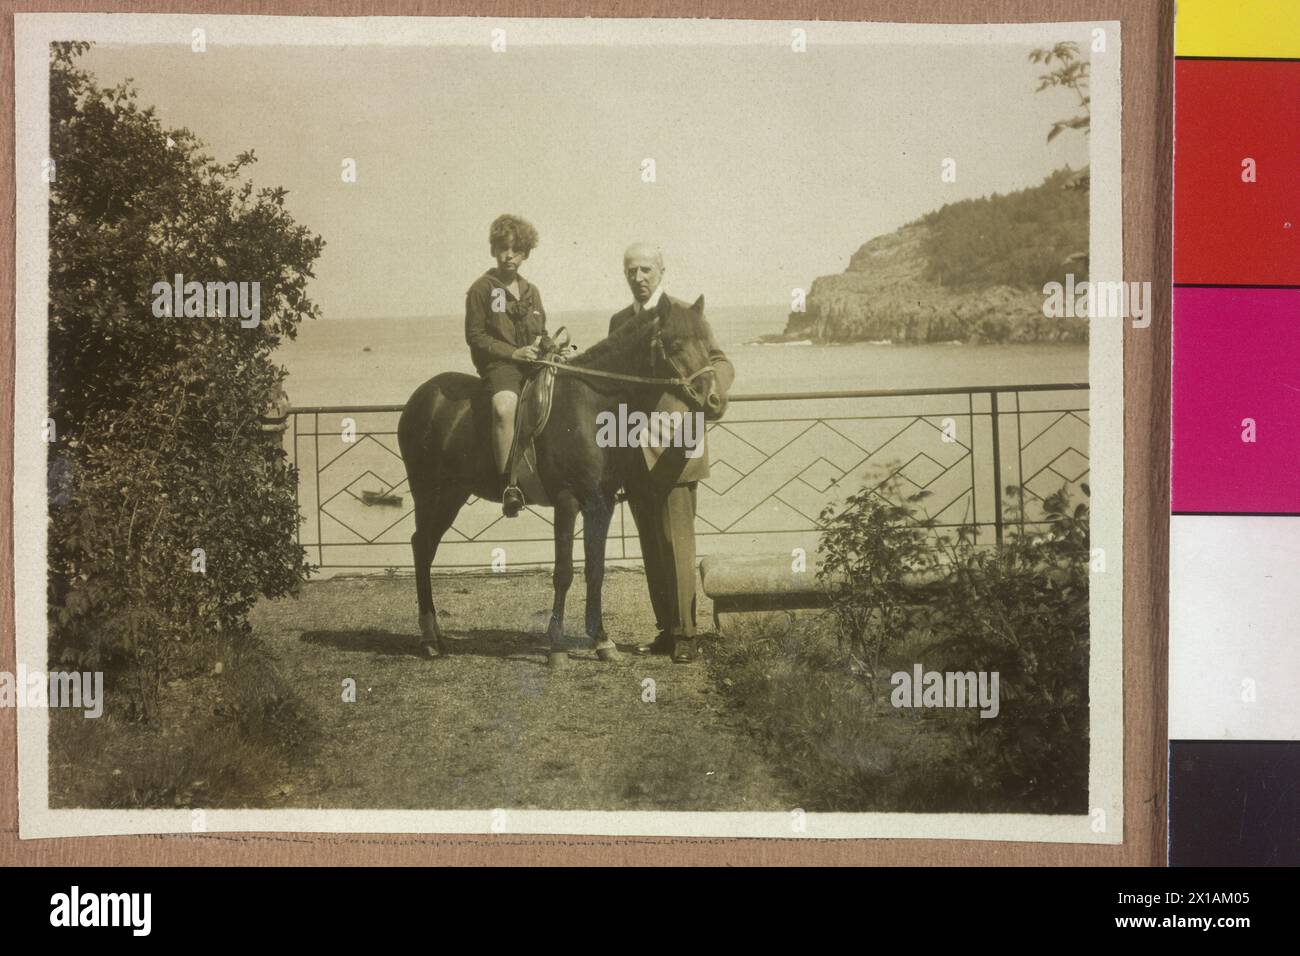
512, 344, 540, 362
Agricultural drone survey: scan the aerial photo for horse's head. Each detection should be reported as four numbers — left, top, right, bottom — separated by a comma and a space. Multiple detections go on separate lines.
535, 326, 572, 360
652, 295, 726, 421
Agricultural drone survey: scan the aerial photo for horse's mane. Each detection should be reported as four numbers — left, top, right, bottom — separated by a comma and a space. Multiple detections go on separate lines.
570, 310, 659, 371
570, 300, 709, 372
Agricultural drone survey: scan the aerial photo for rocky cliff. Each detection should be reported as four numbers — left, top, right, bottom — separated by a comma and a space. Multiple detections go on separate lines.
785, 171, 1089, 345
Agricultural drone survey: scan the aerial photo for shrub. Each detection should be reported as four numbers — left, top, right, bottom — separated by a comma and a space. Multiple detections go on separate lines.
810, 478, 1090, 811
927, 487, 1090, 811
815, 479, 937, 683
46, 43, 323, 718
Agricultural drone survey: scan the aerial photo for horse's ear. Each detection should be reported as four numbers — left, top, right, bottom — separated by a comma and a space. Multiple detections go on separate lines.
691, 295, 705, 313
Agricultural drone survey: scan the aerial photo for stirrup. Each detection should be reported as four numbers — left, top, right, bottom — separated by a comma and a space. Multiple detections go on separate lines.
502, 484, 525, 517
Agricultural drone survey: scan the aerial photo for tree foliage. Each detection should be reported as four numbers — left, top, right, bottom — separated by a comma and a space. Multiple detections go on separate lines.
47, 43, 323, 717
917, 168, 1089, 291
1029, 41, 1091, 142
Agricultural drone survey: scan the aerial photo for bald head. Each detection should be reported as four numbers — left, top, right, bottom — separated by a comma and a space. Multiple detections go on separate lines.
623, 242, 663, 269
623, 243, 665, 305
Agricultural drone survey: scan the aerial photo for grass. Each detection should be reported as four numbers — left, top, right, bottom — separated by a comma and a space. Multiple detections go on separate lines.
50, 566, 1085, 814
50, 568, 794, 811
704, 613, 947, 812
705, 609, 1083, 814
49, 661, 314, 809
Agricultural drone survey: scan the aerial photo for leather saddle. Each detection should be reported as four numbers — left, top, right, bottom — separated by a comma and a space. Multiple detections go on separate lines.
505, 328, 572, 509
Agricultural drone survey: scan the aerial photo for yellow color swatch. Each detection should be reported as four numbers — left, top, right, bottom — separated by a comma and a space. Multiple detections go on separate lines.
1177, 0, 1300, 58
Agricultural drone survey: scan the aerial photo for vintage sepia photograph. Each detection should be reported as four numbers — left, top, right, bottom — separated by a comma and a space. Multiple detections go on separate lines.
13, 14, 1123, 841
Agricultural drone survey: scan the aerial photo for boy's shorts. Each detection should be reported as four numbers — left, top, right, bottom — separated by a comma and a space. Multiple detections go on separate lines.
482, 362, 526, 396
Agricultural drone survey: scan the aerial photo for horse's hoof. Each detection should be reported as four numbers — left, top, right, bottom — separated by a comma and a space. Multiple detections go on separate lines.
419, 641, 440, 659
547, 650, 571, 669
593, 641, 622, 662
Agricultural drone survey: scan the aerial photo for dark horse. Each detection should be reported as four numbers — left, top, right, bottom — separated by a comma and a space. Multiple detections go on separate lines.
397, 295, 726, 667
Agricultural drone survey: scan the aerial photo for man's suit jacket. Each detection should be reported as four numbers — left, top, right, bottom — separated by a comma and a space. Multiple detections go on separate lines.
608, 297, 735, 487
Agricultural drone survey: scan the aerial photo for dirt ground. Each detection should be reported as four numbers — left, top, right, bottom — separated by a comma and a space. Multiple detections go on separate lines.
245, 568, 795, 811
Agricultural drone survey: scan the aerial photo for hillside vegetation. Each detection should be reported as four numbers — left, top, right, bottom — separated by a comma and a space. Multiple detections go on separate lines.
785, 168, 1089, 344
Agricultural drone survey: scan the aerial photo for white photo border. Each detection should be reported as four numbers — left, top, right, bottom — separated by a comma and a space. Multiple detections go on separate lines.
14, 13, 1124, 843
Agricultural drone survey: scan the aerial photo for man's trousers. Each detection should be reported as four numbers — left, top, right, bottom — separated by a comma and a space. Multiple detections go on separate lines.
625, 463, 699, 639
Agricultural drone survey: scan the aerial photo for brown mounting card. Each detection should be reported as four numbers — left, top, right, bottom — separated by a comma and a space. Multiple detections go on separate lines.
0, 0, 1170, 866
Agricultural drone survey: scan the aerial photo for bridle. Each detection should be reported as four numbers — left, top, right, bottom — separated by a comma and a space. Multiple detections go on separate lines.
528, 320, 717, 394
650, 321, 714, 405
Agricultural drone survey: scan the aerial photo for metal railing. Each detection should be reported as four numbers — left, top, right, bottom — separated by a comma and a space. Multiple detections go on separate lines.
284, 383, 1089, 574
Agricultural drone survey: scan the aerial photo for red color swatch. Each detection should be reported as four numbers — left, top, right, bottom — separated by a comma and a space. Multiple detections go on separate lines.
1175, 60, 1300, 286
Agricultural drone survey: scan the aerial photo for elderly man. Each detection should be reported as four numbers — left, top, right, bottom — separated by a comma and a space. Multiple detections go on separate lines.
610, 243, 734, 663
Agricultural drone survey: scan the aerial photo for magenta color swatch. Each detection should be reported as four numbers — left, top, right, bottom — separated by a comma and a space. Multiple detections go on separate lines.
1172, 287, 1300, 514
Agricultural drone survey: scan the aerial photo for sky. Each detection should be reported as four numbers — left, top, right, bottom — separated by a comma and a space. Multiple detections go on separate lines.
80, 40, 1090, 316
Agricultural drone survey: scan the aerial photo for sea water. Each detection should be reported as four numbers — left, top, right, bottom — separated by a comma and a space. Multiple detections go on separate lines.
277, 305, 1088, 408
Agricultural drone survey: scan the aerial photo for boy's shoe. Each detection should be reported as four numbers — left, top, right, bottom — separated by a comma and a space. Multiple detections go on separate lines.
502, 485, 525, 517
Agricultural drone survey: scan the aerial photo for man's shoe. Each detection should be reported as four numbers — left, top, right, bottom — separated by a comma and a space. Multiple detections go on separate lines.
635, 632, 674, 656
671, 637, 698, 664
502, 485, 525, 518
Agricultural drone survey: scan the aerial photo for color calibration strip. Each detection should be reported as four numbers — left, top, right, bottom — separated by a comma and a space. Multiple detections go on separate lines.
1169, 0, 1300, 865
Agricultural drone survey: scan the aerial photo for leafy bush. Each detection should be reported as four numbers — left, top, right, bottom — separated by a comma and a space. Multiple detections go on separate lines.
815, 481, 936, 683
804, 479, 1090, 811
926, 487, 1090, 811
46, 43, 323, 718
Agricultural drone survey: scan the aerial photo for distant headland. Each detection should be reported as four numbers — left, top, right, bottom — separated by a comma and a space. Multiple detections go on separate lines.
778, 168, 1090, 346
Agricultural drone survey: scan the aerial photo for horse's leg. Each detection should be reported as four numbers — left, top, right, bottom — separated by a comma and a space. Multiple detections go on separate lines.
582, 489, 619, 662
413, 488, 468, 658
546, 491, 579, 668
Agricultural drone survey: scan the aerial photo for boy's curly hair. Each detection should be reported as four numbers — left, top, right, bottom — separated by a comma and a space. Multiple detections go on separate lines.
489, 214, 539, 255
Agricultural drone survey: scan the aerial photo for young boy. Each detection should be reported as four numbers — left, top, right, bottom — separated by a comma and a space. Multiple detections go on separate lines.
464, 214, 547, 517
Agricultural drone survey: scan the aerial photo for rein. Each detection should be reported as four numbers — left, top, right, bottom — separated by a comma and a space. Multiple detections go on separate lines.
528, 357, 715, 388
527, 319, 715, 388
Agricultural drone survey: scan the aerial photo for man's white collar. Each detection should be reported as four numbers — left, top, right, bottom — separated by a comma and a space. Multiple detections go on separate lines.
634, 286, 665, 314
